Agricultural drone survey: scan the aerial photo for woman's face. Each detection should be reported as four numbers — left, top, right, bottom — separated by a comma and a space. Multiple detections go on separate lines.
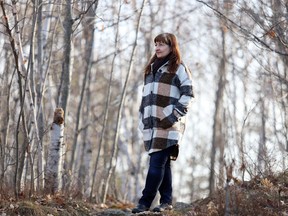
155, 41, 171, 59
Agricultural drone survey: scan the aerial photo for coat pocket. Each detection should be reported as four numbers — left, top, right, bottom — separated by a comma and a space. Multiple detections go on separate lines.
158, 106, 178, 129
161, 105, 174, 120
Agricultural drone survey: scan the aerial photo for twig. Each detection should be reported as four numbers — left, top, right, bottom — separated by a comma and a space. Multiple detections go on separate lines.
196, 0, 288, 56
72, 0, 100, 33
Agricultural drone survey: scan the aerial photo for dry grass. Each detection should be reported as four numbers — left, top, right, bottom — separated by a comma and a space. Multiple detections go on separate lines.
1, 172, 288, 215
190, 172, 288, 215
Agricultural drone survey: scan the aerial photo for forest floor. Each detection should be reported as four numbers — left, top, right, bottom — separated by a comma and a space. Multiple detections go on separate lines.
1, 172, 288, 215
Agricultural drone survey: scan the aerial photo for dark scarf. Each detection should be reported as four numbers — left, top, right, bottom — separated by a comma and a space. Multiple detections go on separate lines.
152, 53, 171, 75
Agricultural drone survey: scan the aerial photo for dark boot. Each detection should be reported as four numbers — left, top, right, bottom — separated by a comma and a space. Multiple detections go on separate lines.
152, 203, 173, 212
132, 204, 149, 213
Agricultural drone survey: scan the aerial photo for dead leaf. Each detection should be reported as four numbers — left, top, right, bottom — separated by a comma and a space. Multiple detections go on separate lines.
266, 30, 276, 39
261, 178, 273, 188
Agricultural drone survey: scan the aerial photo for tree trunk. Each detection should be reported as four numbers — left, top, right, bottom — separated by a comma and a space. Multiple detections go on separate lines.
57, 0, 73, 192
44, 108, 65, 194
257, 98, 267, 174
101, 0, 147, 204
35, 0, 45, 190
59, 0, 73, 119
25, 0, 45, 193
209, 18, 227, 195
271, 0, 288, 153
70, 1, 99, 189
40, 3, 59, 113
0, 50, 13, 191
1, 0, 30, 198
76, 2, 100, 197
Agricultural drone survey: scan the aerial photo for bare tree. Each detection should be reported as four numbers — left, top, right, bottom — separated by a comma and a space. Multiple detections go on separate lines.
1, 0, 30, 198
69, 0, 99, 191
208, 1, 229, 195
0, 49, 14, 191
58, 0, 73, 119
101, 0, 147, 204
89, 0, 122, 202
44, 108, 65, 194
1, 0, 287, 204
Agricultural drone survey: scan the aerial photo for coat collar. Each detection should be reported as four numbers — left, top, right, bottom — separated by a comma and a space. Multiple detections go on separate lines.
150, 61, 169, 73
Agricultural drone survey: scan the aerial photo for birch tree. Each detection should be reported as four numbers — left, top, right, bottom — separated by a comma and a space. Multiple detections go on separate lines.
58, 0, 73, 119
101, 0, 147, 204
44, 108, 65, 194
0, 48, 13, 191
1, 0, 30, 198
25, 0, 45, 192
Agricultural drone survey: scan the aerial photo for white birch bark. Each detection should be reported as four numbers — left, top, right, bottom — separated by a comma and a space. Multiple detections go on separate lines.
45, 112, 65, 194
2, 0, 30, 196
11, 0, 27, 73
35, 0, 45, 190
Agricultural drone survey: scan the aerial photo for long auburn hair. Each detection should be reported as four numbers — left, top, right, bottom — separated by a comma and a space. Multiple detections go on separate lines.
144, 33, 182, 75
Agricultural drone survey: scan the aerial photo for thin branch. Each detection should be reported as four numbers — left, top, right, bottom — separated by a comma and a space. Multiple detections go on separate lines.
72, 0, 100, 33
196, 0, 288, 56
73, 0, 99, 22
91, 43, 134, 64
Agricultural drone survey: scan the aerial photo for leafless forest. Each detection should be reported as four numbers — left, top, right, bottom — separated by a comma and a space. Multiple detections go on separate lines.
0, 0, 287, 206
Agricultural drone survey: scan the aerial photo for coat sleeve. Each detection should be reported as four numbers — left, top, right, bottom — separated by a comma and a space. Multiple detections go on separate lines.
174, 64, 194, 116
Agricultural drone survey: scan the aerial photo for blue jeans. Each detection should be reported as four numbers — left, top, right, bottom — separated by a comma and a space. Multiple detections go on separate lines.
138, 147, 172, 207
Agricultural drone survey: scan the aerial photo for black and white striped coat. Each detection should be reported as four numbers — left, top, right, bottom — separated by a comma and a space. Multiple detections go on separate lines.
139, 61, 194, 155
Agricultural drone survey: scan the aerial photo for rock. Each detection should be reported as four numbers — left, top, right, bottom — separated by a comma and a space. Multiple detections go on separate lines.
174, 202, 192, 210
92, 208, 129, 216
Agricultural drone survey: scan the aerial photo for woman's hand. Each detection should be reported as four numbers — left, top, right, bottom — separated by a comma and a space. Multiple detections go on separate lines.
158, 111, 180, 129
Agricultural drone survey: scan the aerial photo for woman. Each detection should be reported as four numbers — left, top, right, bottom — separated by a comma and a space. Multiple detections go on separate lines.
132, 33, 194, 213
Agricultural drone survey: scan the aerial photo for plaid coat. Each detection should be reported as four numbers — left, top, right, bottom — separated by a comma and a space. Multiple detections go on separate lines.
139, 62, 194, 154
